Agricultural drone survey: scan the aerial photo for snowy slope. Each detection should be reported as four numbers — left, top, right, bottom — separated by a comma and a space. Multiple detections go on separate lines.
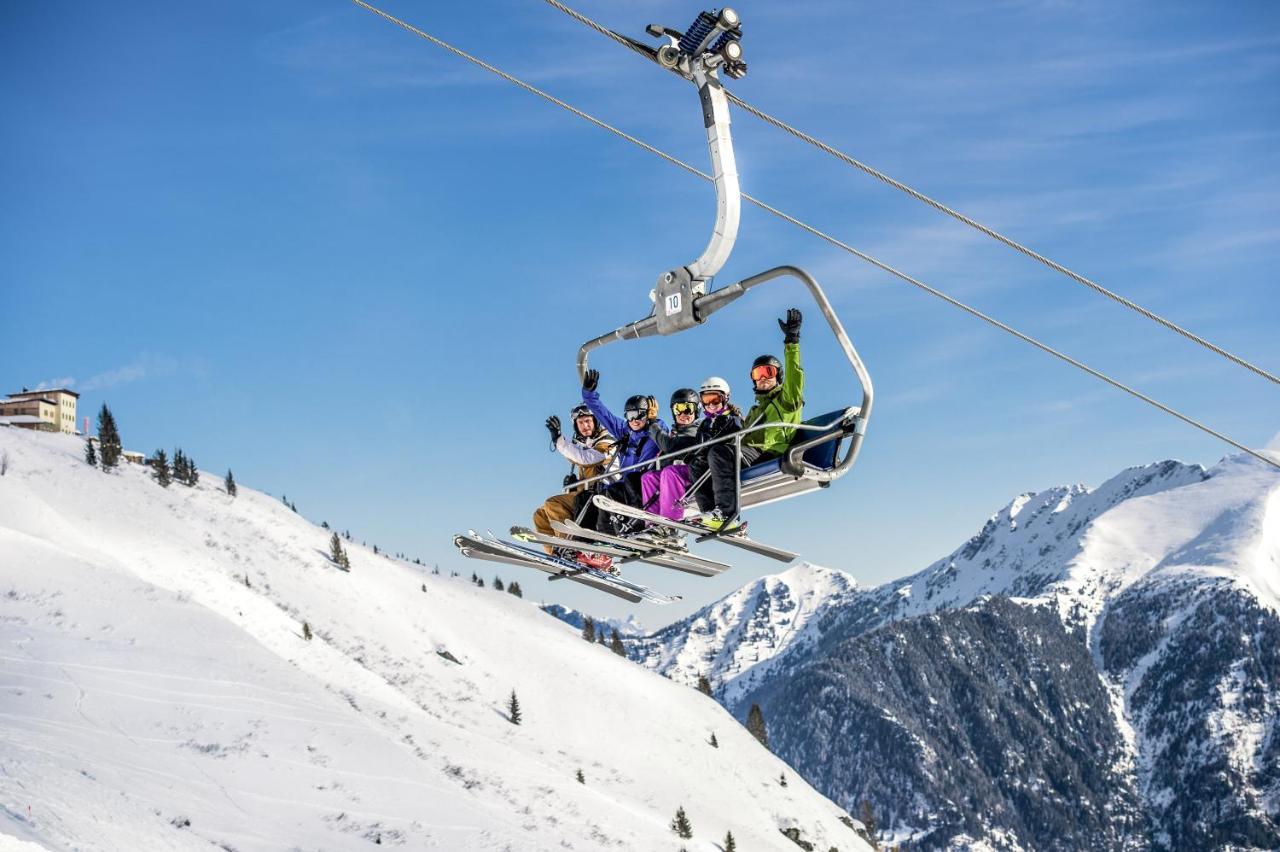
0, 428, 871, 852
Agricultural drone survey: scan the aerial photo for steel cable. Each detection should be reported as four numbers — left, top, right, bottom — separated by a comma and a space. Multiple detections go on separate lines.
348, 0, 1279, 471
542, 0, 1280, 387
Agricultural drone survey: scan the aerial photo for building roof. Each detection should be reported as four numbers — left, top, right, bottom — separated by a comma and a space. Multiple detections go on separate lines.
8, 388, 79, 399
0, 397, 55, 407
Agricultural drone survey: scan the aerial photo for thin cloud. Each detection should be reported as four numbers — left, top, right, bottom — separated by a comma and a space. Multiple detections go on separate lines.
50, 354, 183, 394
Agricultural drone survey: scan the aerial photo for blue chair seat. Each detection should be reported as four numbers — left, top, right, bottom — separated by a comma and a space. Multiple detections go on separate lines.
740, 409, 847, 483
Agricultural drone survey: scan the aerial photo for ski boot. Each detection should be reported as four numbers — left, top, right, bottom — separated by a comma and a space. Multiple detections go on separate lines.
575, 550, 618, 574
699, 509, 746, 536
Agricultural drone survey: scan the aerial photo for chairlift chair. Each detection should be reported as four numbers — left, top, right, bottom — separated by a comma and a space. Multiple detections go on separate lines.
455, 7, 875, 599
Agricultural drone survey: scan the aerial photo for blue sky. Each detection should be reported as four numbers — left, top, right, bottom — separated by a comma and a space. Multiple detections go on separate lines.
4, 0, 1277, 627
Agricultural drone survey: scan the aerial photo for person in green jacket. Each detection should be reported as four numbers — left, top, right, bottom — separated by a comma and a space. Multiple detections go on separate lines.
688, 308, 804, 532
743, 307, 805, 456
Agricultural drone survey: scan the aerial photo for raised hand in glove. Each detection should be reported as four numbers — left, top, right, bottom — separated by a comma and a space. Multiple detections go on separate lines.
582, 369, 600, 392
545, 415, 562, 444
778, 308, 802, 344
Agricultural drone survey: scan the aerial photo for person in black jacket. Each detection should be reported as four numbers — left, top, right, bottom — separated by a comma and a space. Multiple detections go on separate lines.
638, 388, 703, 523
685, 376, 747, 532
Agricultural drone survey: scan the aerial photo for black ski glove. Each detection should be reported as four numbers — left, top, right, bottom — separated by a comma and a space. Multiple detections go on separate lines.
779, 308, 802, 344
563, 473, 578, 488
582, 369, 600, 392
545, 415, 561, 444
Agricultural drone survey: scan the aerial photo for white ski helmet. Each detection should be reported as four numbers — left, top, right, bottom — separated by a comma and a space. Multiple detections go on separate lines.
699, 376, 731, 400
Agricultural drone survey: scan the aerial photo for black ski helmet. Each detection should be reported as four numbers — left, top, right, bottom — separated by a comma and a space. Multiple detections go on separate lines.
751, 354, 783, 387
669, 388, 700, 417
569, 403, 596, 437
623, 394, 652, 421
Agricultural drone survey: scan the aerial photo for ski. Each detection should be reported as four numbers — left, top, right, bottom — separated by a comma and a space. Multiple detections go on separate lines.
487, 532, 682, 604
454, 533, 656, 603
509, 526, 638, 559
454, 531, 679, 604
590, 495, 799, 563
548, 519, 731, 577
456, 536, 644, 603
514, 521, 727, 573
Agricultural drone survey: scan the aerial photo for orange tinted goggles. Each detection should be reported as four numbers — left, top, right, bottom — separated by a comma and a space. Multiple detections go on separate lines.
750, 364, 779, 382
700, 392, 726, 407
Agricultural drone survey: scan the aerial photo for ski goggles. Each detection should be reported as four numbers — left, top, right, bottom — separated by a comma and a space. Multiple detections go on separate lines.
624, 407, 648, 421
672, 401, 698, 416
750, 364, 779, 382
700, 392, 726, 407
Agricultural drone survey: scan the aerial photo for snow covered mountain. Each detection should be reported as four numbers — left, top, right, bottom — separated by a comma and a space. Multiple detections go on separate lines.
540, 604, 646, 638
633, 453, 1280, 850
0, 428, 872, 852
629, 562, 860, 707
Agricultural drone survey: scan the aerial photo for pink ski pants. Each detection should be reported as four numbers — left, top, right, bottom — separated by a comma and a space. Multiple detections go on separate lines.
640, 464, 692, 521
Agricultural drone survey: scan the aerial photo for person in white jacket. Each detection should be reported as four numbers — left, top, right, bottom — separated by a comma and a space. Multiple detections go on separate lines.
533, 404, 616, 555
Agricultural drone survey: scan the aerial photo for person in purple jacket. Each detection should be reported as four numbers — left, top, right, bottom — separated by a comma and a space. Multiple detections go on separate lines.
579, 369, 667, 536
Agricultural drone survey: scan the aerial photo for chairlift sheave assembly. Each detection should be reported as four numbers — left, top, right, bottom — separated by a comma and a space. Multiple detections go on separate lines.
454, 8, 874, 602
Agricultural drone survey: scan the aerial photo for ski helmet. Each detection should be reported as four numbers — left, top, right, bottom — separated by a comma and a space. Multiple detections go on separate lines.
699, 376, 730, 408
750, 354, 783, 387
570, 403, 596, 436
669, 388, 700, 418
623, 394, 651, 422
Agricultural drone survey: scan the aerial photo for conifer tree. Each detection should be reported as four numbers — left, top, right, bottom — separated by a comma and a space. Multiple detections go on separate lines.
476, 577, 485, 588
575, 769, 585, 784
96, 404, 122, 470
860, 800, 877, 842
582, 617, 596, 643
329, 532, 349, 569
84, 439, 97, 467
507, 581, 522, 598
697, 675, 714, 697
171, 449, 185, 483
779, 773, 787, 787
746, 703, 769, 749
185, 455, 199, 486
724, 830, 737, 852
596, 629, 605, 645
152, 449, 171, 487
493, 577, 504, 592
302, 621, 312, 641
709, 733, 718, 748
225, 469, 237, 496
670, 806, 692, 839
507, 689, 521, 725
609, 630, 626, 657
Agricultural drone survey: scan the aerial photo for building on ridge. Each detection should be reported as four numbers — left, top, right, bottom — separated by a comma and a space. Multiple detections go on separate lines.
0, 387, 79, 434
